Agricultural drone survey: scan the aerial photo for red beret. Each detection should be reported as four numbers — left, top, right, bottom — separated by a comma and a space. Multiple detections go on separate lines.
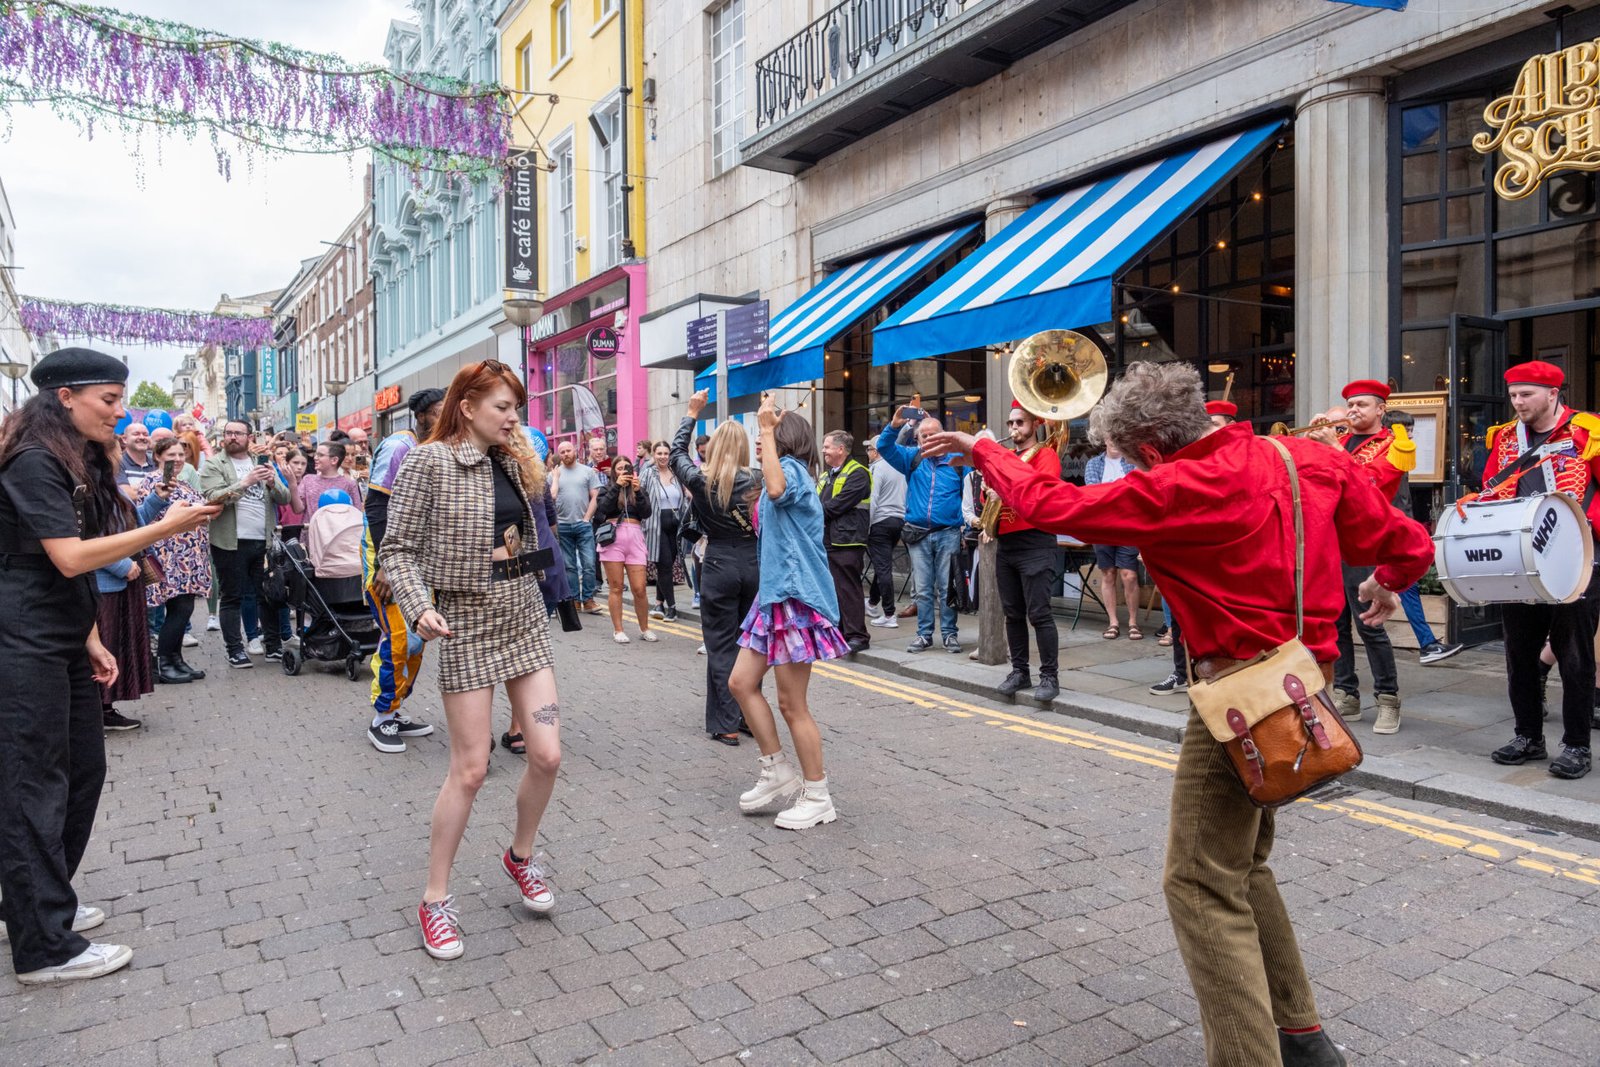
1205, 400, 1237, 417
1504, 360, 1563, 388
1341, 379, 1391, 402
1010, 398, 1022, 409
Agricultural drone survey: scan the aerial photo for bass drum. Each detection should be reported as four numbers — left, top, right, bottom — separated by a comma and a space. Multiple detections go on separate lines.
1433, 492, 1594, 606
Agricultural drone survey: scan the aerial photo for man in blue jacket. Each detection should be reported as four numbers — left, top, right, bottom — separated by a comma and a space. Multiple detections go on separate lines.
876, 404, 967, 653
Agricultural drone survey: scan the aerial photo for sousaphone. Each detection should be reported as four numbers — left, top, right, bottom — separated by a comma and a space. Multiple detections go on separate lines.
979, 329, 1108, 536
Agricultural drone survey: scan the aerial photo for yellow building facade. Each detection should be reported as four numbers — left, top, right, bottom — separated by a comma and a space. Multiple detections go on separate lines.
497, 0, 651, 453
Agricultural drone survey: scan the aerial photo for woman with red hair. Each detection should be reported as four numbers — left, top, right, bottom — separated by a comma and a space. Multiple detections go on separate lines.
379, 360, 563, 961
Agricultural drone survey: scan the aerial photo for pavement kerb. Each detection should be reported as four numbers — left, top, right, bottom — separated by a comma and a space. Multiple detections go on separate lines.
666, 603, 1600, 842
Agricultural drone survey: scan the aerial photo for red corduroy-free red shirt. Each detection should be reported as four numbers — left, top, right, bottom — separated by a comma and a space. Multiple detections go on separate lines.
972, 423, 1434, 663
995, 443, 1062, 536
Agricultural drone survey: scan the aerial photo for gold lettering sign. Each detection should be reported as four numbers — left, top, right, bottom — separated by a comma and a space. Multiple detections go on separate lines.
1475, 40, 1600, 200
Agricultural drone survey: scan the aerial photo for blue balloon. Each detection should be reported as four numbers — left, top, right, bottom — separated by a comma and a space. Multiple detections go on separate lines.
523, 426, 550, 461
115, 412, 133, 434
143, 409, 173, 431
318, 489, 353, 509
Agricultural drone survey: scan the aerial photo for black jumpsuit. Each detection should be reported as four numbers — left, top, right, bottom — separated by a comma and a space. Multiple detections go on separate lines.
0, 447, 108, 973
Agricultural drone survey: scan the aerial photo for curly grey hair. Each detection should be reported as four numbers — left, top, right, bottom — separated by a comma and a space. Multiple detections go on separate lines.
1088, 361, 1213, 461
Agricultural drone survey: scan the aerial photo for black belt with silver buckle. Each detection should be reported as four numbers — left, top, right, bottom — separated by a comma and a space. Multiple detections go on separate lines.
491, 548, 555, 582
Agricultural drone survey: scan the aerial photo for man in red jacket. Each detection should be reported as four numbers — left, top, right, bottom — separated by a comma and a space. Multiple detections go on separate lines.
921, 361, 1433, 1067
1478, 360, 1600, 780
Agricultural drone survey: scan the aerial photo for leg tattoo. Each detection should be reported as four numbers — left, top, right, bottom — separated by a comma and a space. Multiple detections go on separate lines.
532, 702, 560, 727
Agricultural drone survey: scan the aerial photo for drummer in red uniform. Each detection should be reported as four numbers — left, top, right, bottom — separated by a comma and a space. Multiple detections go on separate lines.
1309, 380, 1410, 734
1478, 360, 1600, 779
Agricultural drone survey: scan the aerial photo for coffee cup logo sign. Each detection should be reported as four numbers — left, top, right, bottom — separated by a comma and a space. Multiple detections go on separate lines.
586, 326, 620, 359
1475, 40, 1600, 200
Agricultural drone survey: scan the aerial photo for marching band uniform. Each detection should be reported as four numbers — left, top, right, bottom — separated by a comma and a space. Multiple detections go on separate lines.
1479, 360, 1600, 778
991, 401, 1063, 701
970, 423, 1433, 1067
1205, 399, 1238, 427
1331, 380, 1407, 732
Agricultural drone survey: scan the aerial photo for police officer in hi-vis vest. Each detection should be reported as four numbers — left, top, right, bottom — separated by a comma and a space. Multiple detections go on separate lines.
819, 430, 872, 654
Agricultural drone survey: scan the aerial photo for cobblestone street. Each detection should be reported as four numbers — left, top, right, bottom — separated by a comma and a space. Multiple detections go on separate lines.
4, 615, 1600, 1066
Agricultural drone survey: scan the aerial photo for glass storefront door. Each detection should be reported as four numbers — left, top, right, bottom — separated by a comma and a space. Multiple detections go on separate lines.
1446, 314, 1506, 645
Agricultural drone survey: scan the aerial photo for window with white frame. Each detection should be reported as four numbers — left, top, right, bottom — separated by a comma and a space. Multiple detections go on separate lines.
552, 1, 571, 67
591, 95, 624, 270
595, 0, 618, 22
710, 0, 746, 176
550, 135, 576, 292
516, 37, 533, 90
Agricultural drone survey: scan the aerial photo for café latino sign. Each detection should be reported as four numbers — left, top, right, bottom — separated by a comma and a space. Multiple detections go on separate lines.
1475, 40, 1600, 200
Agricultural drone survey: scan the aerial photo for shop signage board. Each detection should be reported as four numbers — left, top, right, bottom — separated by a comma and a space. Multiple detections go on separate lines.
686, 314, 718, 363
375, 384, 403, 411
259, 346, 277, 397
296, 412, 319, 433
1476, 39, 1600, 200
724, 300, 770, 369
586, 326, 620, 359
505, 160, 538, 291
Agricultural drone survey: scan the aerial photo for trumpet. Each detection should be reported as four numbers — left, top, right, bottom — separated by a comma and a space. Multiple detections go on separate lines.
1269, 414, 1352, 437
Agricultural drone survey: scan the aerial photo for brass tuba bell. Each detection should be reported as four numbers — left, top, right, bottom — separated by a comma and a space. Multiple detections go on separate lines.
1008, 329, 1108, 422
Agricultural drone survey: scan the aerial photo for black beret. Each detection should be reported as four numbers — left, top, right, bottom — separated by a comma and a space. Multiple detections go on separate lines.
409, 387, 446, 414
31, 347, 129, 390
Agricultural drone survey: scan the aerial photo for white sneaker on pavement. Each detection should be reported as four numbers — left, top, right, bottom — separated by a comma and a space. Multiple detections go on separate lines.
15, 942, 133, 984
696, 644, 707, 655
206, 615, 220, 631
870, 615, 899, 628
181, 633, 199, 648
739, 751, 801, 812
866, 599, 882, 619
73, 904, 106, 932
246, 637, 265, 656
775, 778, 837, 830
613, 631, 630, 644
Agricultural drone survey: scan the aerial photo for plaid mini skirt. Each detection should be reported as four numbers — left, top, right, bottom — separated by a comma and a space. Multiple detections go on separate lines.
737, 597, 849, 666
434, 572, 554, 693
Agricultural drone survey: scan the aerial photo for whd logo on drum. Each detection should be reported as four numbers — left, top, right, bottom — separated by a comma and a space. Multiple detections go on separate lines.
1463, 546, 1504, 562
1531, 506, 1561, 554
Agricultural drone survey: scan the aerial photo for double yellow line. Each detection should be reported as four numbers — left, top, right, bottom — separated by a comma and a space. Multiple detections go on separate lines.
645, 617, 1600, 885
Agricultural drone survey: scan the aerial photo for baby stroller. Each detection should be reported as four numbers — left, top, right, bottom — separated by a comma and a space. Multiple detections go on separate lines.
265, 495, 380, 680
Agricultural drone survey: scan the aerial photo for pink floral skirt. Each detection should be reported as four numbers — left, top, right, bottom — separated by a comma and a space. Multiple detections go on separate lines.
738, 598, 850, 666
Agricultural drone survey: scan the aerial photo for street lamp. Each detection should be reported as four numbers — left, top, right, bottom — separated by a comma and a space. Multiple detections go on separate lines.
502, 293, 544, 329
325, 379, 348, 431
247, 408, 262, 433
0, 358, 27, 414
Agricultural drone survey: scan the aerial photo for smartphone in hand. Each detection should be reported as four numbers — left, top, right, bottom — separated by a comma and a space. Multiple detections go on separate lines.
254, 453, 271, 467
163, 459, 180, 484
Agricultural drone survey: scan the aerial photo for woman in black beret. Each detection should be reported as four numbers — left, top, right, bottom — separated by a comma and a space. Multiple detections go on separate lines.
0, 348, 218, 985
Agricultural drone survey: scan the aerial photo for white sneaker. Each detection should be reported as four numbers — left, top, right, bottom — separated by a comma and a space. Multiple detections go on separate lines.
649, 607, 665, 620
181, 633, 199, 648
696, 644, 707, 655
613, 631, 630, 644
15, 942, 133, 984
246, 637, 265, 656
739, 752, 801, 813
776, 778, 837, 830
866, 599, 882, 619
73, 904, 106, 932
206, 615, 220, 631
870, 615, 899, 628
641, 631, 659, 643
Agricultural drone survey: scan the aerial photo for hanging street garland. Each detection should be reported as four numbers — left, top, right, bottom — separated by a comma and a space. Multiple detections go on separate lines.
0, 0, 512, 180
20, 297, 274, 348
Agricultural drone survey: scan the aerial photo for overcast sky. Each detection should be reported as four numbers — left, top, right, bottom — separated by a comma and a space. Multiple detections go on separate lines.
5, 0, 415, 393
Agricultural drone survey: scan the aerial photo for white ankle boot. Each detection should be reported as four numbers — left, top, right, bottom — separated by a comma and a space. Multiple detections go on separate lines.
739, 751, 801, 812
775, 777, 837, 830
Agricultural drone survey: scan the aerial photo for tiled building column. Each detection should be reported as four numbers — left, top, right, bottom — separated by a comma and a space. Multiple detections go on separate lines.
1295, 77, 1389, 421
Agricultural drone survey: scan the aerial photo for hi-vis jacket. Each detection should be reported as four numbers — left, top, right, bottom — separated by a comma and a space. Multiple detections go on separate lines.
818, 458, 872, 548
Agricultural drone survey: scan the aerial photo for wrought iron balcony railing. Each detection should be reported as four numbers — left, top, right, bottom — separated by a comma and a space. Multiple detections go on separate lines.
753, 0, 988, 132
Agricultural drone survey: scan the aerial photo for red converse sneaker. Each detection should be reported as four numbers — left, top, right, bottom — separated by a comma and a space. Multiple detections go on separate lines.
418, 896, 463, 960
502, 848, 555, 913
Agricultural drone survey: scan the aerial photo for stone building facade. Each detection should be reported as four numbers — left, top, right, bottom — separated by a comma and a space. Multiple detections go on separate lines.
296, 171, 376, 433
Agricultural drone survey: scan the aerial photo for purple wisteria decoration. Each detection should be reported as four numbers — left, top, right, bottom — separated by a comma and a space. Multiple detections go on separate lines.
21, 298, 274, 348
0, 1, 511, 180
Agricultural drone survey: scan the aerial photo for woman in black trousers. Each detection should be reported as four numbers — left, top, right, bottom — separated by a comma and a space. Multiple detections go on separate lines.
0, 349, 217, 985
670, 391, 759, 745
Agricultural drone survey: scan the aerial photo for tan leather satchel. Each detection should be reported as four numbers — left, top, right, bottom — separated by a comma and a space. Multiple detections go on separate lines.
1185, 438, 1363, 808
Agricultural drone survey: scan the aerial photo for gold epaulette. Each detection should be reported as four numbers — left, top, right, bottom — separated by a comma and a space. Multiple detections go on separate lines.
1572, 412, 1600, 462
1484, 418, 1517, 454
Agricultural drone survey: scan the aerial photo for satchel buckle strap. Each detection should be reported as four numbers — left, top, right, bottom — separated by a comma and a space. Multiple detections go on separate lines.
1225, 708, 1265, 788
1282, 673, 1332, 751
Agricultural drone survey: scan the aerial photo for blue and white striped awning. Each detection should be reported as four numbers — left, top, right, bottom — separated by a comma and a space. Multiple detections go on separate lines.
872, 124, 1281, 366
698, 223, 978, 400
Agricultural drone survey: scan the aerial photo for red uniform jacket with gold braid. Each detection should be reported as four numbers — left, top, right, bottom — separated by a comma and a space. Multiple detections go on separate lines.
995, 442, 1062, 536
1479, 405, 1600, 527
1343, 428, 1404, 502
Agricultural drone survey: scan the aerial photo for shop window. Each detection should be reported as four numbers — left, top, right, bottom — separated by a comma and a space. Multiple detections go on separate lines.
1398, 328, 1449, 393
1400, 105, 1441, 151
1402, 152, 1440, 198
1401, 244, 1485, 321
1444, 194, 1483, 239
1495, 223, 1600, 313
1402, 200, 1440, 245
1445, 147, 1484, 192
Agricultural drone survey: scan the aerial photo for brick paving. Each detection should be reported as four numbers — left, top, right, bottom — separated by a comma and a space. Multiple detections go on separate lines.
3, 613, 1600, 1065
